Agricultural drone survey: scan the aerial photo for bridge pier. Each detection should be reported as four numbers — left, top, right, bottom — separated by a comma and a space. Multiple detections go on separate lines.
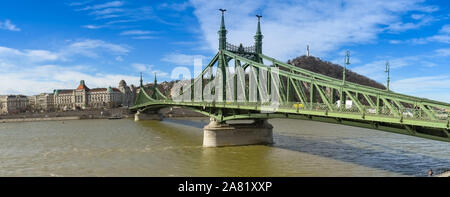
203, 118, 273, 147
134, 111, 162, 121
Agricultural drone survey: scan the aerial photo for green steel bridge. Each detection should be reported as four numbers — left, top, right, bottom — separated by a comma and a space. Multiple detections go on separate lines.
131, 11, 450, 143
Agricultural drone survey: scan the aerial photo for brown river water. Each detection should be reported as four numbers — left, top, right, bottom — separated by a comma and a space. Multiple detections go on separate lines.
0, 117, 449, 177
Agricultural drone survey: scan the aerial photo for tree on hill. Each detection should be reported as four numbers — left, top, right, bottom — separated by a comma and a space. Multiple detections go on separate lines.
287, 55, 386, 90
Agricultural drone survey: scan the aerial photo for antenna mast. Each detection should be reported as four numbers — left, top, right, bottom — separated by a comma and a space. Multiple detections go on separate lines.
307, 45, 310, 56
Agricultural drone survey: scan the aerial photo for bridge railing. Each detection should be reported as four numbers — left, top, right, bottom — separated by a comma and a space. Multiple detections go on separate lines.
226, 42, 256, 53
143, 99, 448, 124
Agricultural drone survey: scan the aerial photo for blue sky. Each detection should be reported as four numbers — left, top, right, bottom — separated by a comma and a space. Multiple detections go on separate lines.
0, 0, 449, 102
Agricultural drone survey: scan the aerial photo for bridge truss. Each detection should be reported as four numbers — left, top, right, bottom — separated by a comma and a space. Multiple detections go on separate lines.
131, 11, 450, 143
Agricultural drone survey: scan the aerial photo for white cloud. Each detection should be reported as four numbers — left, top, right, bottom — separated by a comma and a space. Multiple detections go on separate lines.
162, 53, 206, 66
120, 30, 154, 36
115, 56, 124, 62
411, 14, 425, 20
74, 3, 157, 26
0, 46, 60, 63
386, 15, 434, 32
68, 1, 93, 7
131, 63, 169, 78
63, 39, 130, 58
426, 35, 450, 44
132, 63, 148, 71
78, 1, 124, 11
0, 64, 140, 96
402, 24, 450, 44
389, 40, 402, 44
82, 24, 107, 29
435, 48, 450, 56
0, 39, 133, 95
158, 2, 191, 11
190, 0, 434, 60
90, 8, 124, 16
350, 52, 450, 102
131, 36, 157, 40
106, 19, 135, 25
439, 25, 450, 34
391, 75, 450, 102
351, 55, 437, 82
0, 19, 20, 31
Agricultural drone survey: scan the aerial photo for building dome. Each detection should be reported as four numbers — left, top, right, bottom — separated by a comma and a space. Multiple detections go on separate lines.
119, 80, 127, 87
76, 80, 90, 91
107, 86, 113, 93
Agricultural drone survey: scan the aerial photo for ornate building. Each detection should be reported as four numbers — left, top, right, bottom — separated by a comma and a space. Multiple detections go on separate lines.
118, 80, 136, 107
53, 80, 136, 111
28, 93, 54, 112
0, 95, 28, 114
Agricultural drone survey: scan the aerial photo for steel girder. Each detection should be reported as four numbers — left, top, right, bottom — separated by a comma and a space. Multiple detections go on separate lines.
131, 49, 450, 143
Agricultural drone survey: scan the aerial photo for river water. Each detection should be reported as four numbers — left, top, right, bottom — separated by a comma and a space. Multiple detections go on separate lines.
0, 117, 449, 177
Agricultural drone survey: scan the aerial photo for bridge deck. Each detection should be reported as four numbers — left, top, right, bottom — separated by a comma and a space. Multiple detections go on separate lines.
131, 12, 450, 143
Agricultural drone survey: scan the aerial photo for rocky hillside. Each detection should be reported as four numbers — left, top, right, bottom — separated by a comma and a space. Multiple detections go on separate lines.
287, 55, 386, 90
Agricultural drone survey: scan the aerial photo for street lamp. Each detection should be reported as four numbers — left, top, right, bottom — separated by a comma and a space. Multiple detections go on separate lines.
385, 61, 390, 91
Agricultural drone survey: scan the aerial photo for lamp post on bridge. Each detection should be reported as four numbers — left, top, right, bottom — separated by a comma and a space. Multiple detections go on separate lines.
385, 61, 390, 92
343, 50, 350, 85
340, 50, 350, 111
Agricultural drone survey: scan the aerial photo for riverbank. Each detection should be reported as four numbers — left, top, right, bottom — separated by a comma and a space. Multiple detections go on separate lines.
0, 107, 204, 123
0, 116, 81, 123
0, 108, 132, 123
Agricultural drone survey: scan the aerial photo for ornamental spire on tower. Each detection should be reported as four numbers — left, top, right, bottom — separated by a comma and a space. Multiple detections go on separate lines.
255, 14, 263, 54
140, 72, 143, 87
218, 9, 227, 50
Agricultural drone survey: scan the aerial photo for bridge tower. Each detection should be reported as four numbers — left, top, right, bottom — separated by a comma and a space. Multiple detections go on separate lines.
134, 73, 163, 121
218, 9, 227, 51
203, 11, 273, 147
216, 9, 228, 119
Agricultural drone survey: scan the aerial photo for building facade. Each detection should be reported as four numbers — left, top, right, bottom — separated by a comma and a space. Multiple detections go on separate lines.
0, 80, 136, 114
27, 93, 54, 112
53, 80, 136, 111
0, 95, 28, 114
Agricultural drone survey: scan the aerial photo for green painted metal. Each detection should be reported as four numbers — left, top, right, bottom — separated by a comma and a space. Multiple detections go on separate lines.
130, 11, 450, 143
385, 61, 390, 92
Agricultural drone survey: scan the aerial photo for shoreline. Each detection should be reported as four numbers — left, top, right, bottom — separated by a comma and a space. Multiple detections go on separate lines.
0, 116, 82, 123
0, 107, 204, 123
0, 114, 204, 123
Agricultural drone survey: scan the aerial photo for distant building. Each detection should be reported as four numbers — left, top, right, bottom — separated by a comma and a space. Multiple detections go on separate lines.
118, 80, 136, 107
38, 93, 55, 111
0, 95, 28, 114
27, 95, 38, 111
53, 80, 136, 111
27, 93, 54, 112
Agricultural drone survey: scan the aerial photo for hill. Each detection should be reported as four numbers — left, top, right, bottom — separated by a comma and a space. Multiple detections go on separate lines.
287, 55, 386, 90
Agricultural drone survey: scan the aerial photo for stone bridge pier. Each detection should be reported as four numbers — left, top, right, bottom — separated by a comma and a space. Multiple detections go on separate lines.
203, 118, 273, 147
134, 110, 162, 121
